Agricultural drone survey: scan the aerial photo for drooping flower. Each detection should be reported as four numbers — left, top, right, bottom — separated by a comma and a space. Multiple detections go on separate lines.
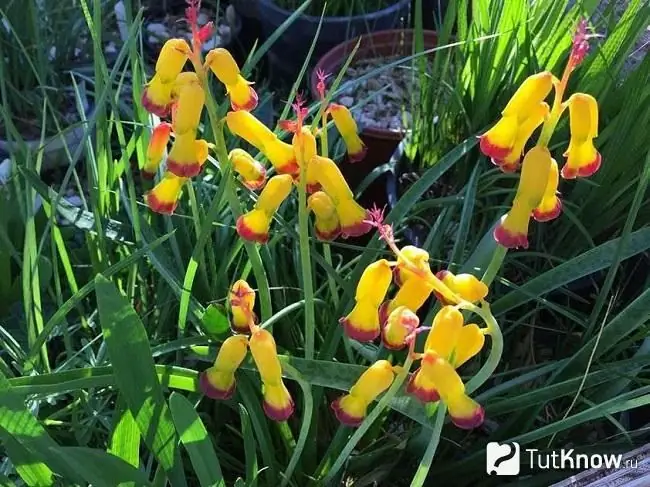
145, 172, 187, 215
307, 191, 341, 241
493, 146, 553, 249
479, 72, 554, 161
381, 306, 420, 350
491, 102, 549, 173
141, 39, 191, 117
237, 174, 294, 243
171, 72, 205, 135
199, 334, 249, 400
379, 277, 433, 325
335, 198, 372, 238
226, 111, 299, 176
205, 48, 258, 111
331, 360, 395, 427
562, 93, 601, 179
423, 306, 465, 359
248, 327, 294, 421
229, 149, 267, 191
167, 132, 210, 178
143, 122, 172, 179
329, 103, 367, 162
229, 279, 256, 333
433, 271, 488, 305
533, 157, 562, 222
340, 260, 393, 341
293, 126, 321, 192
408, 351, 485, 429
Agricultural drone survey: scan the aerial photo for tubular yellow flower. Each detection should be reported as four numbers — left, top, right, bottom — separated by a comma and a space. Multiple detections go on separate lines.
229, 280, 256, 333
143, 122, 172, 179
380, 306, 420, 350
226, 110, 276, 149
433, 271, 488, 305
155, 39, 191, 83
479, 72, 553, 160
237, 174, 293, 243
424, 306, 464, 359
331, 360, 395, 427
341, 260, 392, 342
494, 146, 553, 249
310, 155, 353, 201
264, 139, 300, 177
141, 39, 191, 116
145, 172, 187, 215
329, 103, 367, 162
205, 48, 258, 111
533, 158, 562, 222
167, 132, 208, 178
491, 102, 549, 173
562, 93, 601, 179
249, 328, 294, 421
172, 75, 205, 136
199, 335, 248, 400
410, 352, 484, 429
453, 323, 485, 368
307, 191, 341, 241
394, 246, 431, 286
379, 277, 433, 325
229, 149, 267, 191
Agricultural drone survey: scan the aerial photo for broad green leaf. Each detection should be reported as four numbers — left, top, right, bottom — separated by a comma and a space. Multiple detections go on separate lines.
108, 396, 140, 474
169, 393, 225, 487
47, 447, 152, 487
95, 275, 186, 487
201, 304, 230, 337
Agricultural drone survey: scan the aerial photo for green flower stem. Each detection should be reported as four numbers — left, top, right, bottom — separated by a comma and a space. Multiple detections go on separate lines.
481, 244, 507, 287
463, 302, 504, 395
298, 142, 316, 360
186, 183, 211, 293
409, 403, 445, 487
198, 72, 273, 322
321, 354, 415, 484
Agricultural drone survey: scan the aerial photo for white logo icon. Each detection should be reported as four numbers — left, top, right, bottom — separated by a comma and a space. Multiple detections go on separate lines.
486, 441, 521, 476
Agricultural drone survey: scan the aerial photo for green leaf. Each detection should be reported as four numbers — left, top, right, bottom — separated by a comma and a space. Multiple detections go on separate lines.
169, 393, 225, 487
491, 227, 650, 315
201, 304, 230, 337
95, 275, 186, 487
108, 395, 141, 474
47, 447, 152, 487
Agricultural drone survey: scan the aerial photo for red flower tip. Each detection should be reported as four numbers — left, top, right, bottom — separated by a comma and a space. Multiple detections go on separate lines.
339, 317, 380, 342
532, 197, 563, 222
231, 87, 259, 112
451, 405, 485, 430
199, 371, 235, 400
278, 119, 299, 133
185, 0, 200, 26
236, 216, 269, 244
348, 145, 368, 163
493, 223, 529, 249
167, 159, 202, 178
141, 89, 170, 118
331, 397, 364, 427
197, 21, 214, 44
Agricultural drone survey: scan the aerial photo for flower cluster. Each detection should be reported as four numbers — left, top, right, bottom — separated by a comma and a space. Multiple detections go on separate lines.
141, 4, 258, 215
480, 20, 600, 249
200, 280, 294, 421
332, 208, 489, 429
231, 94, 371, 243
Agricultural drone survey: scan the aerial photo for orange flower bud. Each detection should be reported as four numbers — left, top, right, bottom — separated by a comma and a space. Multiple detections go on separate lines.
143, 122, 172, 179
199, 335, 248, 399
381, 306, 420, 350
145, 172, 187, 215
562, 93, 601, 179
229, 280, 256, 333
329, 103, 367, 162
230, 149, 267, 191
307, 191, 341, 241
249, 328, 294, 421
331, 360, 395, 427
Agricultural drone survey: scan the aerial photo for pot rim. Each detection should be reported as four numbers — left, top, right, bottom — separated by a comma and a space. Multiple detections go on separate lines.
258, 0, 410, 25
310, 28, 438, 141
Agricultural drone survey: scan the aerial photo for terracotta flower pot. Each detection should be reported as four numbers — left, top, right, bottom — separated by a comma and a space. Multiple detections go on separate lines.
310, 29, 438, 209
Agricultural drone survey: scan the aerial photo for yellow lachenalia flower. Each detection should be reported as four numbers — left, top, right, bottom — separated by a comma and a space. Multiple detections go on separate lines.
228, 280, 257, 333
307, 191, 341, 241
205, 48, 258, 111
141, 39, 191, 116
199, 335, 249, 399
145, 172, 187, 215
562, 93, 601, 179
329, 103, 367, 162
380, 306, 420, 350
533, 157, 562, 222
433, 271, 488, 305
331, 360, 395, 427
229, 149, 267, 191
